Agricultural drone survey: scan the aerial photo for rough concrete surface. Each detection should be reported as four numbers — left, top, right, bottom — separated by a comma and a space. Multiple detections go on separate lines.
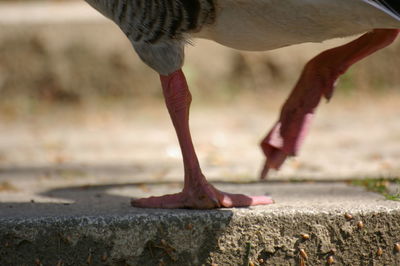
1, 182, 400, 266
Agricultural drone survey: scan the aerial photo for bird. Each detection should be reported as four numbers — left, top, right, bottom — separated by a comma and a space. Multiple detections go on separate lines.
84, 0, 400, 209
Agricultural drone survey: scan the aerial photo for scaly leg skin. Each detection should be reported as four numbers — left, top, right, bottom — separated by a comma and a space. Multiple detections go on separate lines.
131, 70, 273, 209
260, 29, 400, 179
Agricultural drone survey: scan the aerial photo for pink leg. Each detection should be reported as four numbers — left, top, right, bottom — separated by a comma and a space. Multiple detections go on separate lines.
131, 69, 273, 209
260, 29, 400, 179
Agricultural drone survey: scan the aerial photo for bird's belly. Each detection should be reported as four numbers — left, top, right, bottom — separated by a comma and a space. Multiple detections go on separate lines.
195, 0, 400, 51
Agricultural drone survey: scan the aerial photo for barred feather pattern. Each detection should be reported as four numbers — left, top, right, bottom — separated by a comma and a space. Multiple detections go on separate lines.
87, 0, 216, 44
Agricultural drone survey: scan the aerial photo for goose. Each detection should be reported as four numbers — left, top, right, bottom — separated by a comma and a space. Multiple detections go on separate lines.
84, 0, 400, 209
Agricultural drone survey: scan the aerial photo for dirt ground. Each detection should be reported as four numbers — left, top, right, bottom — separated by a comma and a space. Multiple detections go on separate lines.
0, 93, 399, 186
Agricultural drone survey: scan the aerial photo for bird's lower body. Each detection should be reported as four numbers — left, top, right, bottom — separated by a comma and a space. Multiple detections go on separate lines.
131, 28, 399, 209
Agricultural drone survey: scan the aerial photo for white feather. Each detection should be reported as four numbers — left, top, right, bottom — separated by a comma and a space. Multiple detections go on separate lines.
195, 0, 400, 51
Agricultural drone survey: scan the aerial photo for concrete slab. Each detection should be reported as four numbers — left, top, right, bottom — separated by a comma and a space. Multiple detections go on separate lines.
1, 180, 399, 265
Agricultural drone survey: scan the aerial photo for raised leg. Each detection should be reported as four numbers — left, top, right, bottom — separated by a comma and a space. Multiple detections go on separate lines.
131, 69, 273, 208
260, 29, 399, 179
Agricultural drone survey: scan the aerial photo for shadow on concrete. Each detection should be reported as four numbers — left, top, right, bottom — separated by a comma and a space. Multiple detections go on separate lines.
0, 180, 240, 265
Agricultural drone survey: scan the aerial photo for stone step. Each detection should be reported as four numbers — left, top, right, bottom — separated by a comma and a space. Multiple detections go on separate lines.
1, 182, 399, 265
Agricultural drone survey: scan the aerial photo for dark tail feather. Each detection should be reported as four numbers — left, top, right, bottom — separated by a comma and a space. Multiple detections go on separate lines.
365, 0, 400, 20
379, 0, 400, 16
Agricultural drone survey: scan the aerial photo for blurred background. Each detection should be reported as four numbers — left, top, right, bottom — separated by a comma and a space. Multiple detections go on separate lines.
0, 0, 399, 187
